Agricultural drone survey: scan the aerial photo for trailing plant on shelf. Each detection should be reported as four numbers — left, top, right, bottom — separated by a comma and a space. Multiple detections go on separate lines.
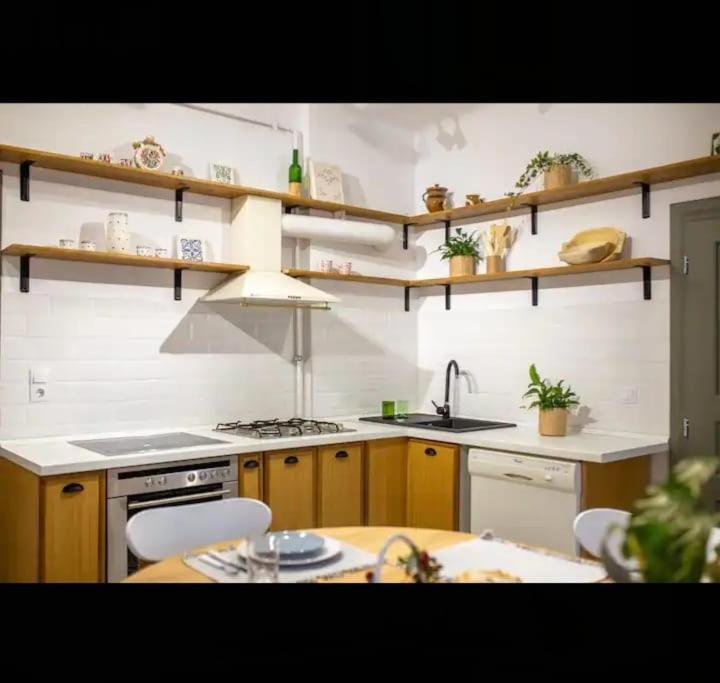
521, 363, 580, 436
601, 456, 720, 583
508, 151, 594, 197
433, 227, 483, 277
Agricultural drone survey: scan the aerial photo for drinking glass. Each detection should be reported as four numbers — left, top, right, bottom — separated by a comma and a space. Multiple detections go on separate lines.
395, 400, 409, 420
382, 400, 395, 419
245, 534, 280, 583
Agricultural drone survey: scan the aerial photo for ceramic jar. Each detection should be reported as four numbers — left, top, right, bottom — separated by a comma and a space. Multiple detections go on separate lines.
106, 212, 130, 253
59, 239, 76, 249
79, 240, 96, 251
538, 408, 568, 436
136, 245, 152, 257
422, 184, 449, 213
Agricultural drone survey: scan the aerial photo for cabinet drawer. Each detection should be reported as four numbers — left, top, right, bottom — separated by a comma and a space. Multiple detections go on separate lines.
406, 440, 458, 531
317, 443, 364, 527
41, 472, 103, 583
366, 438, 407, 526
239, 454, 263, 501
264, 449, 316, 531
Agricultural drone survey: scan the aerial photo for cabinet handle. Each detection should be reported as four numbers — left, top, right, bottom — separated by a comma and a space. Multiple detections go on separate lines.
335, 450, 349, 459
284, 456, 299, 465
62, 482, 84, 493
424, 448, 437, 456
243, 460, 260, 469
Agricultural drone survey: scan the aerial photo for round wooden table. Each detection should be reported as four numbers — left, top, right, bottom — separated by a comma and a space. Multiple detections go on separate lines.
124, 526, 476, 583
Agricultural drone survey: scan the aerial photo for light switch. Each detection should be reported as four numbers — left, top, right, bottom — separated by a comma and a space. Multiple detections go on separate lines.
31, 367, 49, 384
29, 368, 50, 402
619, 386, 639, 404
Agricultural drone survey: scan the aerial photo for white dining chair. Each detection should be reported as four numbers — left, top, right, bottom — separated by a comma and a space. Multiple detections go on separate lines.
126, 497, 272, 563
573, 507, 631, 560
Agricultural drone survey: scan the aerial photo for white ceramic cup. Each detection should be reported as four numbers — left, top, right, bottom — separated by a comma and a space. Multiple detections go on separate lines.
319, 259, 333, 273
79, 240, 96, 251
136, 245, 152, 257
59, 239, 76, 249
106, 212, 130, 254
155, 248, 168, 258
338, 261, 352, 275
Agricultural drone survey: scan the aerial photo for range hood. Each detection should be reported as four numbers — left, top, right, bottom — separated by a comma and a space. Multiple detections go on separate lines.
202, 195, 339, 308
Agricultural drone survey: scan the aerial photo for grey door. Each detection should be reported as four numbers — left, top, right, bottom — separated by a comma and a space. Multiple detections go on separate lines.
671, 196, 720, 508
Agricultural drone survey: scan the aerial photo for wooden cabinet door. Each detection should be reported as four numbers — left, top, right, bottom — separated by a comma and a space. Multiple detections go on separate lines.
317, 443, 364, 527
239, 454, 263, 501
264, 449, 316, 531
406, 440, 458, 531
41, 472, 103, 583
366, 438, 407, 526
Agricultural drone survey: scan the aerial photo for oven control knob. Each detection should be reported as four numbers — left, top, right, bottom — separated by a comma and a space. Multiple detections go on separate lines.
157, 476, 166, 486
145, 478, 153, 487
187, 473, 196, 483
224, 468, 230, 476
199, 472, 207, 481
210, 471, 217, 479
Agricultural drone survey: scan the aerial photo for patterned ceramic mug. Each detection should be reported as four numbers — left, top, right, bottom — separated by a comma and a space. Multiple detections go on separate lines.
155, 248, 168, 258
80, 152, 94, 160
118, 158, 132, 167
338, 261, 352, 275
79, 240, 96, 251
59, 239, 76, 249
136, 245, 152, 257
98, 153, 113, 163
319, 259, 333, 273
171, 167, 185, 176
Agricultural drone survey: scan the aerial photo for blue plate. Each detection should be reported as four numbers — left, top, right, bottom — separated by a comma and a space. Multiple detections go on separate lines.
255, 531, 326, 559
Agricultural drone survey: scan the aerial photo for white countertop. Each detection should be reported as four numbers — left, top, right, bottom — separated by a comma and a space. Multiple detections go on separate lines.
0, 416, 668, 476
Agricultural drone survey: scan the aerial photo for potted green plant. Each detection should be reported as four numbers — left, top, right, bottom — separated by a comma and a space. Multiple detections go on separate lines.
521, 363, 580, 436
601, 456, 720, 583
434, 227, 483, 277
510, 151, 594, 193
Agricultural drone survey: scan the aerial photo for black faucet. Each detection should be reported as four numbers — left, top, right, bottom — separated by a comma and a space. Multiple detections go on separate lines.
432, 360, 460, 420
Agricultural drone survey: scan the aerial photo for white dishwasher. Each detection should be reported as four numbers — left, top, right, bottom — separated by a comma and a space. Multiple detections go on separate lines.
468, 449, 580, 556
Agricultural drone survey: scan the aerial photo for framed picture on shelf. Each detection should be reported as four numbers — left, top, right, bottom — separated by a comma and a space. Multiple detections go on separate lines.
175, 236, 205, 262
307, 159, 344, 203
712, 132, 720, 156
209, 163, 234, 184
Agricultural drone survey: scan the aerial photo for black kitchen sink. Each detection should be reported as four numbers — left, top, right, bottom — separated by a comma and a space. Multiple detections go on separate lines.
359, 413, 516, 432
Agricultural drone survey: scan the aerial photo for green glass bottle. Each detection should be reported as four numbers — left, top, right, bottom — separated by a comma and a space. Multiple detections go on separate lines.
288, 148, 302, 196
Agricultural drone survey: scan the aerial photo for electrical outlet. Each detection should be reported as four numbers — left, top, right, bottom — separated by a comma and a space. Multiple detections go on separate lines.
619, 386, 639, 404
29, 368, 50, 403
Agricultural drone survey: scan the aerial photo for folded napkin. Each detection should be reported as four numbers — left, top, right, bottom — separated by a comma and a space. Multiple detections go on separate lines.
433, 537, 606, 583
184, 541, 377, 584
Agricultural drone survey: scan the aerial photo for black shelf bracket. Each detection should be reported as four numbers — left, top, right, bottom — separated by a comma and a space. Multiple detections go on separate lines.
174, 268, 185, 301
284, 205, 299, 214
529, 276, 538, 306
175, 186, 190, 222
403, 224, 409, 250
20, 161, 34, 202
633, 182, 650, 218
527, 204, 538, 235
444, 220, 451, 244
639, 265, 651, 300
445, 284, 451, 310
20, 254, 32, 292
404, 286, 410, 312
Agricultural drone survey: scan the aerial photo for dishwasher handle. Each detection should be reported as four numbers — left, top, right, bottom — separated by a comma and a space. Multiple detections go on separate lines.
503, 473, 533, 481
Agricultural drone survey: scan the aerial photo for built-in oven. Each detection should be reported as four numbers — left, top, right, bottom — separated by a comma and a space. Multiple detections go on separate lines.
106, 455, 238, 582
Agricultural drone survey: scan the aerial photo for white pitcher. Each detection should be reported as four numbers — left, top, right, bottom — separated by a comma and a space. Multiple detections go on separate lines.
106, 212, 130, 253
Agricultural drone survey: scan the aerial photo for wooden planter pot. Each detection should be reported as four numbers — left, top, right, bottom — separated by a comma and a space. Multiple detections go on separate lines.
449, 255, 476, 277
543, 165, 574, 190
486, 255, 505, 274
538, 408, 568, 436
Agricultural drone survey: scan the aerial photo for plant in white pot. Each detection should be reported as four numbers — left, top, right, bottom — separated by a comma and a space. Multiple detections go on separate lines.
434, 227, 483, 277
521, 363, 579, 436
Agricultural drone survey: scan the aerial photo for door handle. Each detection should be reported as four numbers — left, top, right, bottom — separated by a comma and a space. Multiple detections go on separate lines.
335, 450, 349, 459
62, 482, 84, 494
424, 448, 437, 456
284, 456, 299, 465
243, 459, 260, 469
503, 473, 533, 481
128, 489, 231, 510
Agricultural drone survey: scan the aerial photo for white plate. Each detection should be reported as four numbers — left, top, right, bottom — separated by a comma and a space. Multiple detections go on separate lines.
237, 536, 342, 567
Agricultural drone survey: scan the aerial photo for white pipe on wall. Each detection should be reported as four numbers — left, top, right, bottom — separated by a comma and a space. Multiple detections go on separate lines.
293, 239, 305, 418
281, 213, 395, 249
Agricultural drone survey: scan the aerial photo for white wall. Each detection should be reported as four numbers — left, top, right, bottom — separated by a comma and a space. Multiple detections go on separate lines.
413, 103, 720, 435
0, 103, 416, 437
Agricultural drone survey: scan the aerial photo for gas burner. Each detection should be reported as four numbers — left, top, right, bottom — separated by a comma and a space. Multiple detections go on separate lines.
214, 418, 355, 439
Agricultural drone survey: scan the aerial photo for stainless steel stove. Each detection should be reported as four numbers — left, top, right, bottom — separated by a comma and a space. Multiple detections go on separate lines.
214, 418, 356, 439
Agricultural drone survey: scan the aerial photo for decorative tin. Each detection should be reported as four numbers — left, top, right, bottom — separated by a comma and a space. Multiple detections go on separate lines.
132, 135, 166, 171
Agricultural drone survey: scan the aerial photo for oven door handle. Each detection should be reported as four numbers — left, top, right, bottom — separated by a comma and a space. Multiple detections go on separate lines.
127, 489, 232, 510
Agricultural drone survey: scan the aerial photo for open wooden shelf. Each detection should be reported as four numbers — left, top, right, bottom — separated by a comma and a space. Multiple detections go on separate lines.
409, 257, 669, 288
0, 143, 407, 225
283, 268, 409, 286
408, 156, 720, 228
1, 244, 248, 273
1, 244, 249, 300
